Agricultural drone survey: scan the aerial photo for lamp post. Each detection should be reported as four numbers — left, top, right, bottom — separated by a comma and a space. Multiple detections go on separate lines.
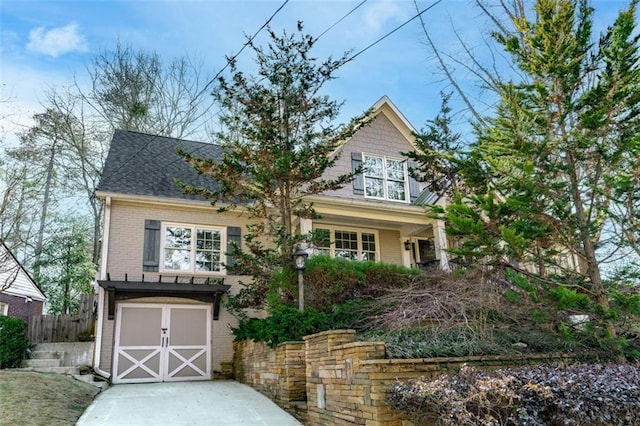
292, 247, 308, 312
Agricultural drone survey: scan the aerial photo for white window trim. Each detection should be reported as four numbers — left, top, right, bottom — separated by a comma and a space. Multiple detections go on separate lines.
160, 222, 227, 275
313, 226, 380, 261
362, 153, 409, 203
0, 302, 8, 316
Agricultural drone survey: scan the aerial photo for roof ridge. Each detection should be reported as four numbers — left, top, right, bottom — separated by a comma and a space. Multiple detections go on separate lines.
114, 129, 220, 147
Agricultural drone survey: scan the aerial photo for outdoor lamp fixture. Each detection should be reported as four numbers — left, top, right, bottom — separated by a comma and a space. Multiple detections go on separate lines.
404, 240, 412, 251
292, 247, 309, 312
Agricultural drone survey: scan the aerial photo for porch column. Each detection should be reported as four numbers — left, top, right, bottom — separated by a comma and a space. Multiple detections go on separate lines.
300, 218, 313, 252
400, 237, 412, 268
433, 220, 450, 271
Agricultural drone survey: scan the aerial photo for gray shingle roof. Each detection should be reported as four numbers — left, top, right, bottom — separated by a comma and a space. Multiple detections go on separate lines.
96, 130, 224, 201
412, 188, 442, 206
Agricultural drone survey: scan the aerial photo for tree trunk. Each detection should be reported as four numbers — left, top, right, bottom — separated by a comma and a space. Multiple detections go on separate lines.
33, 140, 58, 279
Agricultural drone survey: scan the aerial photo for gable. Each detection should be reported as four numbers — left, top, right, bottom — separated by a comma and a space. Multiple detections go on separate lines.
322, 99, 425, 203
344, 112, 416, 158
0, 244, 45, 301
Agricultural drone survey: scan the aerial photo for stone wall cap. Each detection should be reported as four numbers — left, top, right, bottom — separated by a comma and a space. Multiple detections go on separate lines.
331, 341, 385, 350
302, 329, 356, 340
358, 352, 572, 366
276, 341, 305, 347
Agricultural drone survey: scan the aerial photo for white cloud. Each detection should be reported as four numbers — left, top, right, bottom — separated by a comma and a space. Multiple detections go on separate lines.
26, 22, 88, 58
363, 0, 409, 33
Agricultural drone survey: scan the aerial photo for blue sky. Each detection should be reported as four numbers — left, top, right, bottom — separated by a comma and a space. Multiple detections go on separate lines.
0, 0, 631, 143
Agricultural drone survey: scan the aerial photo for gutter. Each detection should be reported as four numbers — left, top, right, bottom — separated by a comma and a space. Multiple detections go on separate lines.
93, 196, 111, 379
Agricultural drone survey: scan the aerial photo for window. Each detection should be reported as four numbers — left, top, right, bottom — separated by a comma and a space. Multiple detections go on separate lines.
314, 227, 378, 261
0, 302, 7, 316
363, 155, 407, 202
162, 224, 225, 273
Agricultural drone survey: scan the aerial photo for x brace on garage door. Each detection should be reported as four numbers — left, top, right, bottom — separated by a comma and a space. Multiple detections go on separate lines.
113, 303, 211, 384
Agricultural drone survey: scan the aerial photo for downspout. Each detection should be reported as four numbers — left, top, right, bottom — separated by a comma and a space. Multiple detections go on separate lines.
93, 196, 111, 379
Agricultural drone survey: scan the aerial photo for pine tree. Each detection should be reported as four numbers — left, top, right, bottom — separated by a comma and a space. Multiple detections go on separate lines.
179, 24, 369, 309
415, 0, 640, 349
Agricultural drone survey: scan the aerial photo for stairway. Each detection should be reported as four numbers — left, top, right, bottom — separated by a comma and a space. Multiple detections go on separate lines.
19, 342, 107, 388
23, 349, 79, 375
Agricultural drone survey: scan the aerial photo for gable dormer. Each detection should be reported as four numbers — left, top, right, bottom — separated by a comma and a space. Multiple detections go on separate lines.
322, 96, 423, 203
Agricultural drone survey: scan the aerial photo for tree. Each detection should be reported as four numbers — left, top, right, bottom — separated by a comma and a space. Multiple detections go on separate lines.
39, 89, 109, 264
180, 24, 369, 309
404, 92, 462, 197
82, 42, 214, 139
413, 0, 640, 349
35, 217, 95, 314
0, 151, 34, 254
18, 110, 68, 276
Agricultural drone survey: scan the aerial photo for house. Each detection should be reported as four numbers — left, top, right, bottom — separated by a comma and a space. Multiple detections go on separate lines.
92, 96, 449, 383
0, 241, 46, 321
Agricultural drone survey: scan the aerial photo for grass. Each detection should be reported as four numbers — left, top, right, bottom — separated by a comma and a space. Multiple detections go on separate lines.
0, 370, 100, 426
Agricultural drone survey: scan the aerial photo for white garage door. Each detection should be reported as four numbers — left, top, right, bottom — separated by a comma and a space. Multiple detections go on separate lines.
113, 303, 211, 384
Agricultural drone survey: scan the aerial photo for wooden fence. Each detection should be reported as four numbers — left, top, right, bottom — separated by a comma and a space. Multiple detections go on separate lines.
28, 294, 95, 343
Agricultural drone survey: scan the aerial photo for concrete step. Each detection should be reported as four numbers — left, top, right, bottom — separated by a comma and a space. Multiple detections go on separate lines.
24, 358, 62, 368
30, 350, 64, 360
32, 342, 94, 368
72, 374, 109, 389
13, 366, 80, 375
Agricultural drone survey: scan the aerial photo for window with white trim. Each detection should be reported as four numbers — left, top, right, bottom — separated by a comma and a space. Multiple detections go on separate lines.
162, 224, 226, 273
313, 227, 379, 261
0, 302, 8, 316
363, 154, 408, 202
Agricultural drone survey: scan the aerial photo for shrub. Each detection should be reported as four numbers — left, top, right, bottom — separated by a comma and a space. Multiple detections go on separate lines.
389, 363, 640, 425
303, 256, 425, 311
360, 327, 577, 359
231, 298, 379, 347
231, 304, 332, 348
304, 256, 364, 310
0, 316, 31, 369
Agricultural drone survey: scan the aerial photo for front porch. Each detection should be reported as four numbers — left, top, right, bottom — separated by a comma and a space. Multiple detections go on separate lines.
298, 196, 450, 271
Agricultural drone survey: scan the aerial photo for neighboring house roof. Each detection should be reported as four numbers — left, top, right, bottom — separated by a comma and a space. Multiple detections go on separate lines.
0, 242, 46, 301
96, 130, 224, 200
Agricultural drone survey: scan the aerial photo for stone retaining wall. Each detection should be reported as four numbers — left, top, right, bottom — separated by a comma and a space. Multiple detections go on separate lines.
233, 330, 572, 425
233, 339, 306, 415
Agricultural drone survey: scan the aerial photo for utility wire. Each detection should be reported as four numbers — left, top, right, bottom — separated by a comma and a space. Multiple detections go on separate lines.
346, 0, 442, 63
194, 0, 290, 100
100, 0, 444, 186
100, 0, 289, 185
315, 0, 368, 41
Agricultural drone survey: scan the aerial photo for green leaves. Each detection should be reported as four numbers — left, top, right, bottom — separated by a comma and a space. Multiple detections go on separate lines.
410, 1, 640, 359
181, 25, 370, 310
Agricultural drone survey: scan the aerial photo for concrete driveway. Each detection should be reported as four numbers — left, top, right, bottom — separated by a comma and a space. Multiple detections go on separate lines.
76, 381, 302, 425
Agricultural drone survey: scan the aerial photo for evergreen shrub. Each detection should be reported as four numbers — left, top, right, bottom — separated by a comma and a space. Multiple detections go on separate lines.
0, 316, 31, 369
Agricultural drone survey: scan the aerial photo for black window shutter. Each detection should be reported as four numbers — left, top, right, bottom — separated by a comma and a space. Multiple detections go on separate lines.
143, 219, 161, 272
226, 226, 242, 269
351, 152, 364, 195
408, 160, 421, 202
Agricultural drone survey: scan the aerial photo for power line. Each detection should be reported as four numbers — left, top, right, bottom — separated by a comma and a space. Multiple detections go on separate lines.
315, 0, 368, 41
194, 0, 290, 100
100, 0, 290, 185
100, 1, 444, 188
346, 0, 442, 64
